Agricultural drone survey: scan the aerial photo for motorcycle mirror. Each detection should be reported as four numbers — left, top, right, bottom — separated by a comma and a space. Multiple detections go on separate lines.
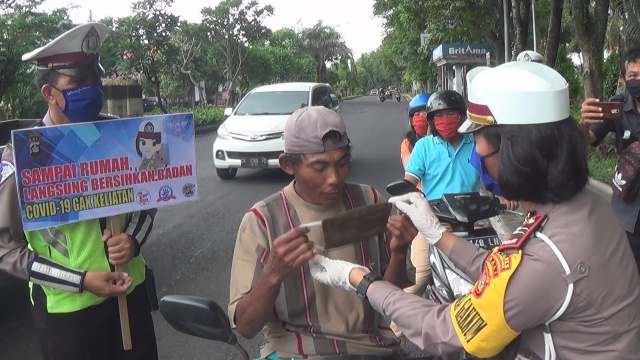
159, 295, 237, 344
386, 179, 420, 197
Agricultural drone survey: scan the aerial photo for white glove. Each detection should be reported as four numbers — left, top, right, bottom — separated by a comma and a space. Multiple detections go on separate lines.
309, 255, 370, 291
389, 192, 446, 245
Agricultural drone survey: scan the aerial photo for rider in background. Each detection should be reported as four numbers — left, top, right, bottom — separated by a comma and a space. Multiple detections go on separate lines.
403, 90, 480, 200
401, 93, 432, 174
392, 92, 433, 340
404, 89, 519, 210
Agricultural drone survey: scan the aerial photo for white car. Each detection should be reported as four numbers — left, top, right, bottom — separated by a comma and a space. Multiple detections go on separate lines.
213, 82, 341, 179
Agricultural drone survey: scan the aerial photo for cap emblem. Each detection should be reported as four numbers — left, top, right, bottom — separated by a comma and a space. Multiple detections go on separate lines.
144, 122, 155, 133
82, 26, 101, 55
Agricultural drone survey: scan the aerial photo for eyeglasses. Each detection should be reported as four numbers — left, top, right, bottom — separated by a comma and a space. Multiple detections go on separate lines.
481, 149, 499, 160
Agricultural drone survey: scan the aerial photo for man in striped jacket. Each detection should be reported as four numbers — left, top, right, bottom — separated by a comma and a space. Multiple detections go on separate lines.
229, 106, 418, 358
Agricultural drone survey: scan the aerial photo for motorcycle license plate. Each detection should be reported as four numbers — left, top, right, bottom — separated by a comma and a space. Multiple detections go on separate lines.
467, 235, 500, 250
240, 157, 268, 168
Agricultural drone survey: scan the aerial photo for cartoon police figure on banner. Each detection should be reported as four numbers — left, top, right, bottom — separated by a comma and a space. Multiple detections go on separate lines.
136, 118, 169, 171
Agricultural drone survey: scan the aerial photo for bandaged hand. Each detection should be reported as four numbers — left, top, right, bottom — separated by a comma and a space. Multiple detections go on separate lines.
389, 192, 446, 245
309, 255, 370, 291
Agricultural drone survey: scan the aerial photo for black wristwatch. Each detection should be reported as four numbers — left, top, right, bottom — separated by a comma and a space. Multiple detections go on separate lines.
356, 272, 384, 300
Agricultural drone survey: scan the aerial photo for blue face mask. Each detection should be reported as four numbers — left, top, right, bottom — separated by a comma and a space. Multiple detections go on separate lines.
53, 82, 104, 123
470, 143, 505, 197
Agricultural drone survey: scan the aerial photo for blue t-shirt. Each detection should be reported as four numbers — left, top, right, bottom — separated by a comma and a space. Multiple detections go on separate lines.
405, 134, 480, 200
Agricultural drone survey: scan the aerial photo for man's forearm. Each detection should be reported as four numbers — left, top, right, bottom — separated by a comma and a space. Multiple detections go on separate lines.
383, 250, 411, 288
233, 272, 282, 339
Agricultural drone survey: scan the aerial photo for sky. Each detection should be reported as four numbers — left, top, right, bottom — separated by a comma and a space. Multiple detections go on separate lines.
39, 0, 385, 59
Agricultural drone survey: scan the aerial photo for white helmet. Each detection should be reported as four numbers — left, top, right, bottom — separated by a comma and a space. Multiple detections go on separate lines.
516, 50, 545, 63
459, 61, 569, 133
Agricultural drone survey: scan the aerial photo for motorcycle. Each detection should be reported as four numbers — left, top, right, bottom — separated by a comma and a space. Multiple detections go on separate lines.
386, 91, 393, 100
386, 180, 513, 360
159, 295, 432, 360
379, 91, 386, 103
395, 91, 401, 102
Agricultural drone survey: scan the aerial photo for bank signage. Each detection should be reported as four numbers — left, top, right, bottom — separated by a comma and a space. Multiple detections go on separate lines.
433, 43, 493, 62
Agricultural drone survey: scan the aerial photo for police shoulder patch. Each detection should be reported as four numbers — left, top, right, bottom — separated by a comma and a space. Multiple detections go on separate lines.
0, 160, 15, 187
499, 212, 547, 251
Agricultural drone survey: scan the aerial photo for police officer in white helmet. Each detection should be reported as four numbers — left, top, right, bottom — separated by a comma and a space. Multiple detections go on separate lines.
307, 61, 640, 359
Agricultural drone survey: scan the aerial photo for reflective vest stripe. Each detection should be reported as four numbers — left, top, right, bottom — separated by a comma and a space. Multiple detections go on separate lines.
37, 228, 69, 258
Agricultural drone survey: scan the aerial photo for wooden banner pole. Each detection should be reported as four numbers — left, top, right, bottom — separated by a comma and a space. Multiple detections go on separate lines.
109, 215, 133, 350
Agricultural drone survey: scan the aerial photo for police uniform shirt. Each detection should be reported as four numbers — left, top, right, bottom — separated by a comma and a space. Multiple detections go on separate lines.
366, 189, 640, 359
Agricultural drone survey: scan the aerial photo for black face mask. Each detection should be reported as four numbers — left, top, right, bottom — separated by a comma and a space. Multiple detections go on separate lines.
626, 79, 640, 99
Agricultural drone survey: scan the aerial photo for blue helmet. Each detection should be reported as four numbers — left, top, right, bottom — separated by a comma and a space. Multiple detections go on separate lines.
408, 93, 431, 118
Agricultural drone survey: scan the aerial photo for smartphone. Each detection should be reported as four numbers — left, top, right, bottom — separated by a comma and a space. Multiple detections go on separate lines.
598, 102, 623, 121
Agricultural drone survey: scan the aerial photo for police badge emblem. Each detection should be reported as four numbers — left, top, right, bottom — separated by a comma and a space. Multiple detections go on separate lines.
82, 26, 101, 55
144, 122, 155, 133
523, 53, 532, 62
27, 131, 42, 156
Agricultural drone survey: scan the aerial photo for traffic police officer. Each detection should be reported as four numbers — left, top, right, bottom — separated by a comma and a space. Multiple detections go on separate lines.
0, 23, 158, 360
309, 61, 640, 359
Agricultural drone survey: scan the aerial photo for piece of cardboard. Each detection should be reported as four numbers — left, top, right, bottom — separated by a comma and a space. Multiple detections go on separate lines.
301, 203, 392, 250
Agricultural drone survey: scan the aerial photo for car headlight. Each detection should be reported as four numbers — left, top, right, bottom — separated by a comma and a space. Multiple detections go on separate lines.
217, 123, 230, 140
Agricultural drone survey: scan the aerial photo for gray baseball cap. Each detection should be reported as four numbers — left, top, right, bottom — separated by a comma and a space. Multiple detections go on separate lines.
284, 106, 350, 154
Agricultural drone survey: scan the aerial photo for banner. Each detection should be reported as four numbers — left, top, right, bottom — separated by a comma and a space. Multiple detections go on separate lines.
11, 113, 197, 231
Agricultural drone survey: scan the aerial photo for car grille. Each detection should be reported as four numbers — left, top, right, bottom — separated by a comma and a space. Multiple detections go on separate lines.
226, 151, 282, 160
229, 132, 283, 142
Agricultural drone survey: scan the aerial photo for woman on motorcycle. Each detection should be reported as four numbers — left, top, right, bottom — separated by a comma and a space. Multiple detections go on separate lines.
401, 93, 431, 172
392, 93, 432, 340
310, 62, 640, 359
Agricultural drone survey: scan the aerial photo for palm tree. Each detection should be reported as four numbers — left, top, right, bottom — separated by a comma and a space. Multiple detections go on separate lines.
300, 21, 352, 83
623, 0, 640, 46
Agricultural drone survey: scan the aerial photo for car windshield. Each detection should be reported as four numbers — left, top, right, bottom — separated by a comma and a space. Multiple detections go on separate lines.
234, 91, 309, 116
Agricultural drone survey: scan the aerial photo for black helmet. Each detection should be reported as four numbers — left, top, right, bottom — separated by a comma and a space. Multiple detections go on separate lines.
426, 90, 466, 121
426, 90, 466, 138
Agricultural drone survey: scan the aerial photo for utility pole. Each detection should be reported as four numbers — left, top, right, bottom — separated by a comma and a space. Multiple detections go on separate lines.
503, 0, 509, 63
89, 10, 93, 22
532, 0, 537, 52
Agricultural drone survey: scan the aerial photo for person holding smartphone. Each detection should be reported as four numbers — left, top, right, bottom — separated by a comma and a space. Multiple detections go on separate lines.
579, 46, 640, 272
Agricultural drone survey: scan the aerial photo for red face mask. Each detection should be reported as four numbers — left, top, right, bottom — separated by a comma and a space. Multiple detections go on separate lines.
433, 116, 460, 140
412, 114, 429, 136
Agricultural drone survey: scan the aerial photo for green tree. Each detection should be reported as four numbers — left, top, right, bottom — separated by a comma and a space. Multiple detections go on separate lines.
201, 0, 274, 106
300, 21, 352, 83
0, 0, 71, 119
119, 0, 180, 113
570, 0, 610, 98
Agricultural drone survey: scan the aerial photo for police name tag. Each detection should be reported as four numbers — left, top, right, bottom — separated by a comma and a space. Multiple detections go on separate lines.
0, 160, 15, 187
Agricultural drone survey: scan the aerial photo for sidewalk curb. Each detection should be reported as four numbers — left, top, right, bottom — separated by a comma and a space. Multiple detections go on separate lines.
195, 123, 219, 136
587, 177, 612, 202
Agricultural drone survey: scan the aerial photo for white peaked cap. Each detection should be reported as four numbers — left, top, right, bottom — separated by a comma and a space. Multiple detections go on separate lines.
458, 66, 491, 134
22, 22, 110, 64
459, 61, 570, 132
516, 50, 545, 63
139, 118, 164, 134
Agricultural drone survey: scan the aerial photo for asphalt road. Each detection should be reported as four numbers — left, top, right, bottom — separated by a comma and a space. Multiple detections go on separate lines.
0, 95, 427, 360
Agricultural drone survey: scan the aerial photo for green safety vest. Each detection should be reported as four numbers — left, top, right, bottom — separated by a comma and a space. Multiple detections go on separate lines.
25, 215, 146, 313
